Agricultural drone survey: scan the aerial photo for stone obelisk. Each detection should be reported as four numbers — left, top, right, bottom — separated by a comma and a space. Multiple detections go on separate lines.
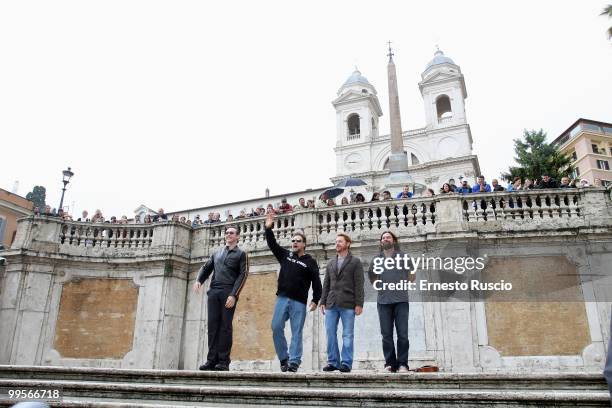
385, 43, 412, 188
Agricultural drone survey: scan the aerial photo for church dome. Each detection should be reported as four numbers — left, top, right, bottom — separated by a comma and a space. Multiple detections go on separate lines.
343, 69, 371, 87
425, 49, 456, 70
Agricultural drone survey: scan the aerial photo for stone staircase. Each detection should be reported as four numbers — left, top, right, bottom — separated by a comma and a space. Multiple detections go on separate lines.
0, 365, 609, 407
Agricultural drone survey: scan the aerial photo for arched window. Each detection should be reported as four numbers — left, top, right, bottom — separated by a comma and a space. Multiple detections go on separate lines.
436, 95, 452, 121
411, 153, 420, 165
347, 114, 360, 140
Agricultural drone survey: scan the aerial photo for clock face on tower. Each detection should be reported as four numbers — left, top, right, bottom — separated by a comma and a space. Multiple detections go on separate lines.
344, 153, 362, 172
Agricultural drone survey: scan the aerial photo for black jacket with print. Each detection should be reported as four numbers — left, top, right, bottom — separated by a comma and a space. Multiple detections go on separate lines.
265, 227, 322, 305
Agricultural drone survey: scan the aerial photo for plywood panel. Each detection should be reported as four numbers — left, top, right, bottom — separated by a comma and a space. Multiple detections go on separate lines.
232, 272, 277, 361
54, 279, 138, 359
484, 257, 590, 356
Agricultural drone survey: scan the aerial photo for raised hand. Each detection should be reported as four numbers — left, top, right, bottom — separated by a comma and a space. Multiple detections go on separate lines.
265, 212, 274, 229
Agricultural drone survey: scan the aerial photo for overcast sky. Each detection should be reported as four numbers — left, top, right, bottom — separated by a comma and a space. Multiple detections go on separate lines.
1, 1, 611, 217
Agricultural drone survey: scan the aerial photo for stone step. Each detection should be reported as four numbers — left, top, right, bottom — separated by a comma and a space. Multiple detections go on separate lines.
0, 366, 609, 407
0, 379, 609, 408
0, 365, 606, 390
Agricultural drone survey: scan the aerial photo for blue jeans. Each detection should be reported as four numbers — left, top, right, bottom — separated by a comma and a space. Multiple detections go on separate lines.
324, 306, 356, 369
271, 296, 307, 366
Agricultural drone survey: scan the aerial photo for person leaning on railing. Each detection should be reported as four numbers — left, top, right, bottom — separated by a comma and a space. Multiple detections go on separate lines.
535, 174, 559, 189
455, 180, 471, 194
439, 183, 454, 195
396, 185, 413, 199
559, 177, 575, 189
471, 175, 492, 193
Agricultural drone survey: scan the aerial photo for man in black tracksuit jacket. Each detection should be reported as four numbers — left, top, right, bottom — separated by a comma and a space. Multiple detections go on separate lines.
265, 213, 322, 372
193, 225, 248, 371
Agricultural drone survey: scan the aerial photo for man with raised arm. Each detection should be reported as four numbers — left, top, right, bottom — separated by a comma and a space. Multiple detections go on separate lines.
193, 225, 249, 371
265, 212, 322, 373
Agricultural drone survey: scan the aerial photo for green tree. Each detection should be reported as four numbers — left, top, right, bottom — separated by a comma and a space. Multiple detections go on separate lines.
602, 4, 612, 39
26, 185, 46, 210
501, 129, 575, 182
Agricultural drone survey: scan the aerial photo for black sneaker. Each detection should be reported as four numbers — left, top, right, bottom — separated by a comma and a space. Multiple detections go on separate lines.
199, 361, 217, 371
339, 364, 351, 373
214, 363, 229, 371
280, 359, 288, 372
287, 362, 299, 372
322, 364, 338, 372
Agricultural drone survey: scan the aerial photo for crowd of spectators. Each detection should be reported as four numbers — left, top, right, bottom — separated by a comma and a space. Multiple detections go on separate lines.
33, 206, 179, 225
435, 174, 603, 196
32, 174, 605, 227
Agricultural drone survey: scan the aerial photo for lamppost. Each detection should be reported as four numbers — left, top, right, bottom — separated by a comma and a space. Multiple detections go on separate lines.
58, 167, 74, 212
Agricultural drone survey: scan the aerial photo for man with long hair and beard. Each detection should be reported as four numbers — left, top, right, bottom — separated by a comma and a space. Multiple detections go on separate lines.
367, 230, 415, 372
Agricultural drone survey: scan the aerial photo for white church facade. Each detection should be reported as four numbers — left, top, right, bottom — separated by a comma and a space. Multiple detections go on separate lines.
332, 48, 480, 192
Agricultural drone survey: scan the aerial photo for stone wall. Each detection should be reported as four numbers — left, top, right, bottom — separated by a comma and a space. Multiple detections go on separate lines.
1, 188, 611, 373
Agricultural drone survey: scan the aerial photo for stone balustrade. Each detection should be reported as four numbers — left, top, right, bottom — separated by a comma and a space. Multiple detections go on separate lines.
7, 188, 611, 258
59, 222, 155, 249
9, 217, 192, 259
315, 198, 436, 237
462, 189, 582, 223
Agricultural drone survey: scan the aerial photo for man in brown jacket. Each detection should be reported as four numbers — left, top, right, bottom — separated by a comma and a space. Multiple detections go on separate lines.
319, 233, 364, 373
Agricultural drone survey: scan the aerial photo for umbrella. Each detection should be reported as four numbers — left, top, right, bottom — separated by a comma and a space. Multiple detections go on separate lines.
334, 177, 367, 188
319, 187, 344, 200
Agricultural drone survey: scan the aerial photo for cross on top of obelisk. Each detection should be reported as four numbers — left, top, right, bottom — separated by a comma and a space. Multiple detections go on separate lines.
387, 41, 394, 61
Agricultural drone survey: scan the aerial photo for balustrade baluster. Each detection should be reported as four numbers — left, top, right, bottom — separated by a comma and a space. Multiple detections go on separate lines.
429, 202, 436, 224
462, 199, 470, 221
374, 206, 382, 229
410, 204, 418, 226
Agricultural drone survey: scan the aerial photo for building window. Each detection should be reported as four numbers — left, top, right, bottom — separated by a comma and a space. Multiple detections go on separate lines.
571, 151, 577, 161
347, 114, 360, 140
371, 117, 376, 131
0, 217, 6, 247
436, 95, 452, 122
592, 144, 599, 154
584, 123, 602, 132
596, 160, 610, 170
572, 166, 581, 178
411, 153, 420, 165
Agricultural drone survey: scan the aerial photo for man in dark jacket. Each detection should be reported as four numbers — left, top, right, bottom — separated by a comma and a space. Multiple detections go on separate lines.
368, 231, 415, 372
559, 176, 575, 188
193, 225, 249, 371
265, 213, 322, 373
320, 233, 364, 373
537, 174, 559, 189
491, 179, 505, 192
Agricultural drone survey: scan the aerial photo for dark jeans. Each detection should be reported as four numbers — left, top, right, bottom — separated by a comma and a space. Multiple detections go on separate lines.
377, 302, 409, 369
206, 287, 236, 366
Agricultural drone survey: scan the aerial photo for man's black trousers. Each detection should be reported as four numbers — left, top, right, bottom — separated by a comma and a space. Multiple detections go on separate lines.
206, 287, 236, 366
377, 302, 409, 369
